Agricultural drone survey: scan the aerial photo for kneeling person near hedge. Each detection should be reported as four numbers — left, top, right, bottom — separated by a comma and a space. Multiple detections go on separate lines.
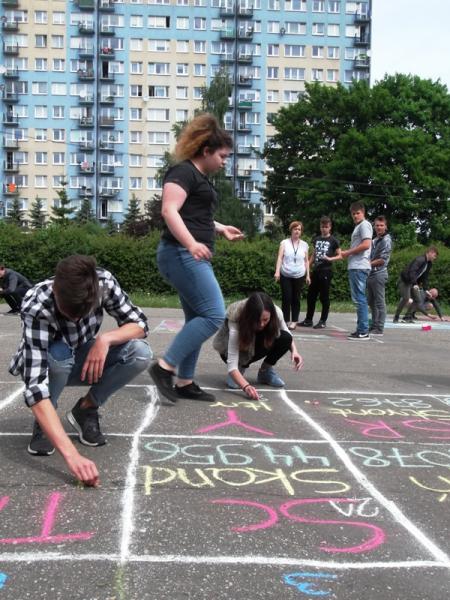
9, 254, 151, 487
213, 292, 303, 400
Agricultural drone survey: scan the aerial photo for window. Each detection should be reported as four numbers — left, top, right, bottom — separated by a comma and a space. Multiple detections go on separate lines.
130, 177, 142, 189
51, 35, 64, 49
176, 86, 188, 99
194, 41, 206, 53
148, 39, 170, 52
194, 63, 206, 76
148, 85, 169, 98
130, 62, 143, 74
312, 68, 324, 81
175, 109, 188, 122
286, 22, 306, 34
53, 129, 65, 142
176, 63, 189, 76
312, 46, 324, 58
312, 1, 325, 11
32, 82, 48, 95
194, 17, 206, 30
285, 0, 307, 10
53, 106, 64, 119
53, 58, 65, 71
35, 58, 47, 71
345, 47, 357, 59
148, 131, 170, 144
267, 90, 279, 102
148, 16, 170, 29
327, 24, 340, 36
177, 17, 189, 29
283, 90, 300, 103
344, 69, 354, 83
34, 11, 48, 24
36, 129, 47, 142
35, 35, 47, 48
327, 46, 340, 59
130, 38, 143, 51
268, 0, 280, 8
267, 44, 279, 57
148, 62, 170, 75
267, 66, 279, 79
129, 108, 142, 121
53, 152, 65, 165
267, 21, 279, 34
177, 40, 189, 52
328, 1, 341, 12
35, 175, 48, 188
147, 177, 161, 190
35, 152, 48, 165
312, 23, 325, 35
129, 154, 142, 167
193, 87, 203, 99
51, 83, 67, 95
130, 84, 143, 97
130, 131, 142, 144
147, 108, 170, 121
285, 45, 305, 57
327, 69, 339, 82
53, 12, 65, 25
130, 15, 143, 27
284, 67, 305, 80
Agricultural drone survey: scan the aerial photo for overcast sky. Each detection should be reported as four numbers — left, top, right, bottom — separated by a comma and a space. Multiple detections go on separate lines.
371, 0, 450, 89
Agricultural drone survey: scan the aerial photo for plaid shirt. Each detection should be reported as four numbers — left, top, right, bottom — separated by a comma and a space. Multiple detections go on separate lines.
9, 269, 148, 407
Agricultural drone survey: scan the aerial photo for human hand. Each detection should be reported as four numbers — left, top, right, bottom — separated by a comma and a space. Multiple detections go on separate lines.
188, 241, 212, 261
65, 452, 99, 487
291, 351, 304, 371
340, 250, 350, 259
274, 272, 280, 281
81, 335, 109, 384
222, 225, 245, 242
243, 384, 260, 400
306, 275, 311, 285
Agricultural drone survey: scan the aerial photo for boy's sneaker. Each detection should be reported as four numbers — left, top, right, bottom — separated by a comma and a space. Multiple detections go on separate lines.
27, 421, 55, 456
371, 329, 384, 336
175, 382, 215, 402
348, 331, 370, 340
298, 319, 313, 327
67, 399, 106, 447
226, 367, 246, 390
148, 361, 178, 405
257, 366, 285, 387
313, 320, 326, 329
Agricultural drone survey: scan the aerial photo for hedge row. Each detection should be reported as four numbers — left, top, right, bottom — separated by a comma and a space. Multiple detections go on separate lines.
1, 224, 448, 304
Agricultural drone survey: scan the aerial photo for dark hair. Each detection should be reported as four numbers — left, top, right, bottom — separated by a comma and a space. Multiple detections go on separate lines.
175, 113, 233, 161
238, 292, 279, 351
374, 215, 387, 224
53, 255, 99, 319
426, 246, 439, 256
320, 216, 332, 226
350, 201, 365, 213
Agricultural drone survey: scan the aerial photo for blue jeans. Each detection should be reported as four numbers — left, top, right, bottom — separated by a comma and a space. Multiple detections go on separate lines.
47, 338, 152, 408
348, 269, 370, 334
157, 240, 225, 380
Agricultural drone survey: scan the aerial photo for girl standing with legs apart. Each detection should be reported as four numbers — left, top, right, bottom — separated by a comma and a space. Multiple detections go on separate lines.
274, 221, 310, 330
149, 114, 244, 404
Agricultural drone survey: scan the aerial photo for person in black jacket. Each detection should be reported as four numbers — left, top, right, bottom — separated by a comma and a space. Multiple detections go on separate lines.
0, 264, 32, 314
393, 247, 438, 323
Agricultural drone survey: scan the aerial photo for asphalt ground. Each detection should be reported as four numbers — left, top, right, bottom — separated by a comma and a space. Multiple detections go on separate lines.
0, 306, 449, 600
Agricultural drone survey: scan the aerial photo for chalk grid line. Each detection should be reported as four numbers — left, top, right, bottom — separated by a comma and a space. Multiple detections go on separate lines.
1, 385, 449, 570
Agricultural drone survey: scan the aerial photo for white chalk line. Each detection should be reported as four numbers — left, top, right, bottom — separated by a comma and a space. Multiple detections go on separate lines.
119, 385, 159, 564
280, 389, 450, 564
0, 552, 448, 570
0, 385, 24, 411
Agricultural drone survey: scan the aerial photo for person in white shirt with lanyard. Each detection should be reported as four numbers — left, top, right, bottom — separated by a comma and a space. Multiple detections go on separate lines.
274, 221, 310, 330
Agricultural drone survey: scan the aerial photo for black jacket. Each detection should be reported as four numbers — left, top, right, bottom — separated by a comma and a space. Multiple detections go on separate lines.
400, 255, 432, 287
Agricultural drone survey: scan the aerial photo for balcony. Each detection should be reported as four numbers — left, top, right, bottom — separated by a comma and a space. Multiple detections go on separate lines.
354, 11, 370, 24
1, 0, 19, 6
2, 91, 19, 103
78, 22, 95, 35
99, 46, 115, 59
3, 161, 19, 173
237, 100, 252, 111
100, 164, 115, 175
3, 42, 19, 55
238, 26, 254, 40
79, 116, 94, 127
354, 34, 370, 47
99, 24, 115, 35
220, 28, 235, 40
238, 5, 253, 17
237, 168, 253, 178
236, 145, 252, 155
78, 45, 95, 59
75, 0, 95, 10
237, 52, 253, 64
77, 68, 95, 81
237, 191, 251, 201
100, 95, 115, 105
99, 116, 115, 127
3, 137, 19, 149
99, 139, 116, 151
3, 113, 18, 126
3, 67, 19, 79
79, 162, 95, 174
219, 53, 235, 64
3, 183, 19, 196
78, 140, 94, 152
78, 187, 94, 198
99, 0, 115, 11
99, 72, 115, 82
2, 20, 19, 32
219, 6, 235, 18
99, 187, 118, 198
79, 94, 94, 105
238, 74, 253, 87
354, 57, 370, 69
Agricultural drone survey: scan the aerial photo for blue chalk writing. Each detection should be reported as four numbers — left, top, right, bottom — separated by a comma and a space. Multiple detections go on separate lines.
0, 573, 8, 589
283, 572, 337, 596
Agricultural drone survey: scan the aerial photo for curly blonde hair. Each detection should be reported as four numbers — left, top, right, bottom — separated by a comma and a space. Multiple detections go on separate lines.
174, 113, 233, 161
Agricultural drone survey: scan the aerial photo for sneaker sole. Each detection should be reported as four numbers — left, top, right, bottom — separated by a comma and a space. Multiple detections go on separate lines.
27, 444, 55, 456
66, 411, 106, 447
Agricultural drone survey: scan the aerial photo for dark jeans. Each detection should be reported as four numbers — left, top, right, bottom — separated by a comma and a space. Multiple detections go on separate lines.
305, 269, 332, 322
221, 330, 292, 369
279, 274, 305, 323
2, 286, 29, 311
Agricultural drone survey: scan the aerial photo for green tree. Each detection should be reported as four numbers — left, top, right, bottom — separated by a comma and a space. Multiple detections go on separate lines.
122, 193, 145, 236
29, 196, 46, 229
263, 75, 450, 244
199, 67, 232, 123
75, 197, 96, 225
5, 196, 25, 227
104, 214, 118, 235
144, 194, 164, 231
51, 181, 74, 225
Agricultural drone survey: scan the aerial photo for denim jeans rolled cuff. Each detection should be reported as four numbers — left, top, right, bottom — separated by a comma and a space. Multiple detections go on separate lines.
348, 269, 370, 334
47, 338, 152, 408
157, 239, 225, 380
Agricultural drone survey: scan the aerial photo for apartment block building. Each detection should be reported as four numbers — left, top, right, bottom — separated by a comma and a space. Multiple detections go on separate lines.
0, 0, 371, 223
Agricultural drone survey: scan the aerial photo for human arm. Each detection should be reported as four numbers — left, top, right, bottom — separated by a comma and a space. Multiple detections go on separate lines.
32, 399, 99, 487
341, 238, 371, 259
161, 182, 212, 260
290, 338, 303, 371
227, 322, 259, 400
1, 270, 18, 295
304, 243, 310, 285
274, 241, 285, 281
214, 221, 244, 242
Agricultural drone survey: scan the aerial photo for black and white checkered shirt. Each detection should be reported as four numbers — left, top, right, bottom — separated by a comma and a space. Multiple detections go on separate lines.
9, 268, 148, 407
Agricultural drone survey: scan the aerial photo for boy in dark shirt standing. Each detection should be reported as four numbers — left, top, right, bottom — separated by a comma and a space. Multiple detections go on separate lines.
299, 216, 341, 329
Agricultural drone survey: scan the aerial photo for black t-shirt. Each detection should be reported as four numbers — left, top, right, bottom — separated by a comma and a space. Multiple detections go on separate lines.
161, 160, 218, 251
312, 235, 340, 271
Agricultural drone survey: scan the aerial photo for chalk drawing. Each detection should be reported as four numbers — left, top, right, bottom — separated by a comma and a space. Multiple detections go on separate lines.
195, 409, 274, 436
0, 573, 7, 589
210, 400, 272, 411
0, 492, 94, 545
409, 475, 450, 503
283, 572, 338, 596
152, 319, 183, 333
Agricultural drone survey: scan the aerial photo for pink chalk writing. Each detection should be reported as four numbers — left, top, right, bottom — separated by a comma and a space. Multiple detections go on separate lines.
0, 492, 94, 545
345, 418, 450, 440
196, 409, 274, 436
212, 497, 385, 554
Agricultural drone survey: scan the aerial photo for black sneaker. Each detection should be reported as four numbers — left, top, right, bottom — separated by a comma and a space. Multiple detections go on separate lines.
148, 361, 178, 405
313, 320, 326, 329
67, 399, 106, 447
27, 421, 55, 456
175, 382, 216, 402
348, 331, 370, 340
298, 319, 313, 327
392, 316, 399, 323
401, 316, 413, 323
6, 309, 19, 315
371, 329, 384, 336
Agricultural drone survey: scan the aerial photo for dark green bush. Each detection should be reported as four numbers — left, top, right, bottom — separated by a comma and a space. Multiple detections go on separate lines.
0, 223, 448, 303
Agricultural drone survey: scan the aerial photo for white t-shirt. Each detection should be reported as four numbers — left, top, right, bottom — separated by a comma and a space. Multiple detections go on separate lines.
280, 238, 309, 278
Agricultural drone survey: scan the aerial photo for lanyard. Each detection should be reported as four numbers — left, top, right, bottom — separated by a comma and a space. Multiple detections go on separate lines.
291, 239, 300, 263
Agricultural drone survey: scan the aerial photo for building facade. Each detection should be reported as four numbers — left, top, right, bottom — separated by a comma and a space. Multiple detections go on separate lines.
0, 0, 371, 224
